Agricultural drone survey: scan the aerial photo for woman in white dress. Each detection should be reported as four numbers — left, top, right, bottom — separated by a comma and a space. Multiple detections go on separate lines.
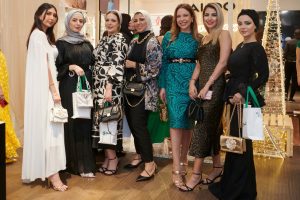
22, 3, 67, 191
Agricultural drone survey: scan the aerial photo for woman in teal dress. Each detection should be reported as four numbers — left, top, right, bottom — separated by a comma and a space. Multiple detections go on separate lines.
159, 3, 200, 189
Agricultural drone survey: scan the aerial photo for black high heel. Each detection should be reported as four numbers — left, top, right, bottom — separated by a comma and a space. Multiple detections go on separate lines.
136, 163, 157, 182
179, 172, 202, 192
98, 157, 108, 173
104, 157, 119, 176
202, 166, 223, 185
124, 158, 143, 169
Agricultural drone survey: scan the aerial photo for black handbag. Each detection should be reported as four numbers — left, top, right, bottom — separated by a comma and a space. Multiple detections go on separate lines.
188, 98, 204, 123
99, 103, 122, 122
123, 81, 145, 97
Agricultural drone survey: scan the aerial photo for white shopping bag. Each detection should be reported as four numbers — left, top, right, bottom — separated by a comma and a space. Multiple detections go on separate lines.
74, 76, 93, 108
72, 92, 91, 119
242, 106, 264, 140
71, 75, 92, 119
99, 121, 118, 145
242, 86, 264, 141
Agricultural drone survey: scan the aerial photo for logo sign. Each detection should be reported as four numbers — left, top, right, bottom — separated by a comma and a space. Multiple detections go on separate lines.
192, 2, 236, 12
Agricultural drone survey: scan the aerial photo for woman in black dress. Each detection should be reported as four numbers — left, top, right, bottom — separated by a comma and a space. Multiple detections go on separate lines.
124, 10, 162, 182
209, 9, 269, 200
56, 10, 96, 178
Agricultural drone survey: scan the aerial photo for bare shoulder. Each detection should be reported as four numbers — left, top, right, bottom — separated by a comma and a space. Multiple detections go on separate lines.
219, 30, 231, 39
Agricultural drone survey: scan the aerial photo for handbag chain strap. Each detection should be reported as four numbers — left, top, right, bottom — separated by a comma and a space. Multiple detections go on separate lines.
125, 94, 145, 107
237, 103, 242, 138
225, 103, 242, 138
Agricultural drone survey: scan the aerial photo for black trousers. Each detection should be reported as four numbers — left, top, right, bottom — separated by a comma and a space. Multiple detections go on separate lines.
124, 95, 153, 162
284, 61, 297, 100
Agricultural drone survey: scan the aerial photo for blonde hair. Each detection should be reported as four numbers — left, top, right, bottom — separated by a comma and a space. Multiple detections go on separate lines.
170, 3, 200, 41
203, 3, 224, 45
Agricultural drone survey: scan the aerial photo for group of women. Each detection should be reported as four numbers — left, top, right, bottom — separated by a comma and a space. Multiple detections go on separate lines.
21, 2, 269, 199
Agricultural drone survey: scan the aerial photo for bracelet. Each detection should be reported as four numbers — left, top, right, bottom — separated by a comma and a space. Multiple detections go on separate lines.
190, 79, 196, 82
49, 83, 54, 87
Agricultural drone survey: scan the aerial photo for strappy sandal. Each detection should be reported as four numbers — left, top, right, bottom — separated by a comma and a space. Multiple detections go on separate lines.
180, 162, 188, 179
179, 172, 202, 192
172, 170, 185, 189
99, 158, 109, 173
104, 157, 119, 176
202, 166, 223, 185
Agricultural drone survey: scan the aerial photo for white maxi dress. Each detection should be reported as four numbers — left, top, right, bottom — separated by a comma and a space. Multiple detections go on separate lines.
22, 29, 66, 182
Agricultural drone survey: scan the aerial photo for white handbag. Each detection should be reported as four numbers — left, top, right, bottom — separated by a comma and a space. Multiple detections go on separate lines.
242, 86, 264, 141
72, 76, 92, 119
74, 76, 93, 108
99, 121, 118, 145
50, 104, 68, 123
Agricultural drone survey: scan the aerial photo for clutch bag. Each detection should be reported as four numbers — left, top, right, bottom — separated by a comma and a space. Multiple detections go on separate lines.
50, 105, 68, 123
220, 135, 246, 154
188, 98, 204, 123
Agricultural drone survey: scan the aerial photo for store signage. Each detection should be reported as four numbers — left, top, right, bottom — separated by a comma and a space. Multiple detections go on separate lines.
192, 2, 236, 12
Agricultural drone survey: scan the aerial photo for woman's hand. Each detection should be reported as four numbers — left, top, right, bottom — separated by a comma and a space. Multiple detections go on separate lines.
198, 86, 209, 99
104, 84, 113, 102
125, 60, 136, 68
70, 64, 85, 76
52, 92, 61, 104
159, 88, 167, 104
189, 81, 198, 99
229, 92, 243, 104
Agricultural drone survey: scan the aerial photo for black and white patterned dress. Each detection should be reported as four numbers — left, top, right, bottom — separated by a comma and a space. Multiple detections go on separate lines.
92, 33, 128, 150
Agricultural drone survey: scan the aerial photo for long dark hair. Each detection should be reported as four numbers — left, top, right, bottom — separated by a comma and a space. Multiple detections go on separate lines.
26, 3, 58, 48
160, 15, 173, 36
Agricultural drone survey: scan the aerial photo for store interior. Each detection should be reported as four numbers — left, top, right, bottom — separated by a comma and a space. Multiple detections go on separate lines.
1, 0, 300, 199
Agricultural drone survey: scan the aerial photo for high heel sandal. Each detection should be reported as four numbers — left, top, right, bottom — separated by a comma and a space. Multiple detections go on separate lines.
202, 166, 223, 185
179, 172, 202, 192
172, 170, 185, 189
99, 158, 109, 173
136, 162, 158, 182
180, 162, 188, 180
104, 157, 119, 176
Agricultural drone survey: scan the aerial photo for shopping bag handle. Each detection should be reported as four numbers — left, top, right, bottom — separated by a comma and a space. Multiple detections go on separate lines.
245, 86, 260, 108
76, 75, 91, 92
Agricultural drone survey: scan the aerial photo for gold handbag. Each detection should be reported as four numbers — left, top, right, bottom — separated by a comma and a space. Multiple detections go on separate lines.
159, 102, 168, 122
220, 103, 246, 154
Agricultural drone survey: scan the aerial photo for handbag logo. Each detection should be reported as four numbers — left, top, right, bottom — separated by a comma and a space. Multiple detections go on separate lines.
225, 138, 237, 150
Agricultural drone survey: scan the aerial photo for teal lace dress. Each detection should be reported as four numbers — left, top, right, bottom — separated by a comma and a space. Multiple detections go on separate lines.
159, 31, 199, 129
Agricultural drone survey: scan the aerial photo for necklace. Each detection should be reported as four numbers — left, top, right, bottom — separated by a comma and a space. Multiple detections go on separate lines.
136, 32, 152, 44
240, 42, 245, 48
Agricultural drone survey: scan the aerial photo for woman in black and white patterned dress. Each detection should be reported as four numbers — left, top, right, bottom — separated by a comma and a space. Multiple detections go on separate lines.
92, 10, 128, 175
